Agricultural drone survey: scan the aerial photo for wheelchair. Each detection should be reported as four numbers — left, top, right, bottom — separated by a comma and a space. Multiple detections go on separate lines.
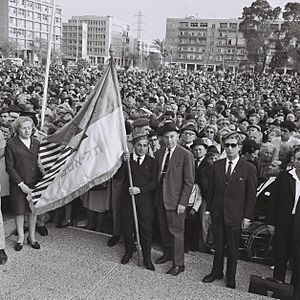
240, 216, 273, 264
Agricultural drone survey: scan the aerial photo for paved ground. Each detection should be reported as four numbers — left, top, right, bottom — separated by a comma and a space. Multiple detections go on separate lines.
0, 224, 272, 300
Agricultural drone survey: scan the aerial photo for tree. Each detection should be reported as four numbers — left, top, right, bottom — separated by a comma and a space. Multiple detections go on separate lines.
0, 41, 17, 57
239, 0, 281, 73
270, 2, 300, 71
152, 39, 168, 65
30, 38, 48, 64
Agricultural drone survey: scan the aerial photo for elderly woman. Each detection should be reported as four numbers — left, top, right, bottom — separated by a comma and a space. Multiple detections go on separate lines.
5, 116, 41, 251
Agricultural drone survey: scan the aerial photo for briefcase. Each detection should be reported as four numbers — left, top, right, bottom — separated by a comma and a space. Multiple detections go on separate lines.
248, 275, 294, 299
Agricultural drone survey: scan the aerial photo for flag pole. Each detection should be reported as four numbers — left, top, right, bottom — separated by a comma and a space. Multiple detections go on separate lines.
109, 46, 142, 266
40, 0, 56, 129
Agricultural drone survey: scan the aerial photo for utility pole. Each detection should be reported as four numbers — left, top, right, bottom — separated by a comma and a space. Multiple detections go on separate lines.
134, 11, 146, 68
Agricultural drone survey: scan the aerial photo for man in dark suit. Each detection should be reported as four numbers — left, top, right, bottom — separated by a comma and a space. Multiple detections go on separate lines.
154, 122, 195, 276
120, 131, 158, 271
268, 148, 300, 299
202, 131, 257, 289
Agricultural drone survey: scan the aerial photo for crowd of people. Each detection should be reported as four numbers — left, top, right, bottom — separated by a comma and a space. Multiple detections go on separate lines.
0, 61, 300, 298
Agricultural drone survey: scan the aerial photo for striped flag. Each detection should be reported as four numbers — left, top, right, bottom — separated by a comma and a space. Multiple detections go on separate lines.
28, 59, 127, 215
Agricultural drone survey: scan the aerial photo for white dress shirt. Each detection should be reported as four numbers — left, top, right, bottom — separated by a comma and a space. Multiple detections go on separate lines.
161, 145, 176, 174
289, 168, 300, 214
225, 155, 240, 175
133, 153, 146, 165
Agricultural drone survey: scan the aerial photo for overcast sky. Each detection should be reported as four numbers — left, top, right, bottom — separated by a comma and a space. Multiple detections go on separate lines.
57, 0, 289, 42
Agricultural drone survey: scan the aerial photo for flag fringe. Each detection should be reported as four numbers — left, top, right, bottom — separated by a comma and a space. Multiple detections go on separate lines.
27, 158, 123, 215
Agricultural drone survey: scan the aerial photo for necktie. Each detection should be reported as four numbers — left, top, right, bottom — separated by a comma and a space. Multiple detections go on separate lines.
136, 157, 141, 165
161, 149, 171, 179
225, 161, 233, 183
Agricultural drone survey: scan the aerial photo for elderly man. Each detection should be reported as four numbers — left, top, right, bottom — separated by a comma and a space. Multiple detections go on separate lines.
154, 122, 195, 276
202, 132, 257, 289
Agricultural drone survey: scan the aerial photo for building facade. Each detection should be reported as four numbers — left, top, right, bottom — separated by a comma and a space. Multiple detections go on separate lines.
165, 17, 247, 71
62, 15, 133, 67
0, 0, 62, 61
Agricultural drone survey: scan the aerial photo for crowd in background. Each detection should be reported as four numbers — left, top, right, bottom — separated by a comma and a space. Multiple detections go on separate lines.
0, 61, 300, 293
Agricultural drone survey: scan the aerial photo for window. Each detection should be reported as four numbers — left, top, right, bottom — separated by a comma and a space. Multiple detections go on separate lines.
18, 8, 26, 16
35, 12, 41, 20
211, 24, 216, 28
10, 7, 17, 15
42, 14, 48, 22
26, 20, 33, 29
227, 39, 232, 46
190, 22, 198, 28
35, 3, 41, 10
229, 23, 237, 30
220, 23, 228, 29
9, 0, 17, 4
199, 23, 208, 28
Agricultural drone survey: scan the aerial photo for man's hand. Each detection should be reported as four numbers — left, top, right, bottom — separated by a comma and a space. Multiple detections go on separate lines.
177, 204, 186, 215
241, 218, 251, 230
128, 186, 141, 196
268, 225, 275, 236
19, 183, 32, 195
189, 208, 196, 216
122, 151, 130, 161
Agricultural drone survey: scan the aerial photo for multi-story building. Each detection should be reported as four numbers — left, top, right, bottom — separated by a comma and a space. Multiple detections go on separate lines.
62, 15, 133, 67
165, 17, 247, 71
0, 0, 62, 61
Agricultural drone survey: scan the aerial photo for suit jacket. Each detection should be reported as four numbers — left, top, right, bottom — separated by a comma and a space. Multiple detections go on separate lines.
5, 136, 41, 186
207, 157, 258, 226
155, 144, 195, 210
268, 170, 300, 241
118, 154, 158, 205
195, 157, 209, 187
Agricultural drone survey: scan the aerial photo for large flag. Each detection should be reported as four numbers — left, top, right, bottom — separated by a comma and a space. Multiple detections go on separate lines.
28, 59, 127, 215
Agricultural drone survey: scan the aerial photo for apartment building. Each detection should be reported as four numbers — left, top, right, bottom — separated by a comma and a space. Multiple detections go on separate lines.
165, 17, 247, 71
0, 0, 62, 61
62, 15, 133, 67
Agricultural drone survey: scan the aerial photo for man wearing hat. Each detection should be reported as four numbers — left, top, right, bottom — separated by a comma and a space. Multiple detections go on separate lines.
108, 117, 152, 247
202, 131, 257, 289
154, 122, 195, 275
180, 124, 197, 150
119, 130, 158, 270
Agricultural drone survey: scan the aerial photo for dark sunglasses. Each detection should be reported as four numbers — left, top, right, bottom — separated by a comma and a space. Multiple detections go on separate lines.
224, 143, 238, 148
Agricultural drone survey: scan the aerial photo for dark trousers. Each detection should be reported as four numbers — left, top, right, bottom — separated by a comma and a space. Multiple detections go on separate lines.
211, 214, 240, 282
273, 217, 300, 299
184, 207, 200, 251
121, 198, 154, 262
111, 177, 123, 236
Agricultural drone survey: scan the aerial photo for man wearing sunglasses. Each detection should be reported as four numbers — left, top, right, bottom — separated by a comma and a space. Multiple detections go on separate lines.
202, 131, 257, 289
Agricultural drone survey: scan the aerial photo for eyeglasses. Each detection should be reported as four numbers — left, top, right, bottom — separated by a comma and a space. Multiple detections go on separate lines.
224, 143, 238, 148
206, 131, 215, 134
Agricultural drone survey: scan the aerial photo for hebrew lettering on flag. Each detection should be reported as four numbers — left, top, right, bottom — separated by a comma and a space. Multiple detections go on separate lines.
28, 59, 127, 215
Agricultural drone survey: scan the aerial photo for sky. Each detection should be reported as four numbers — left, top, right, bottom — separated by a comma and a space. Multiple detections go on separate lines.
57, 0, 289, 43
